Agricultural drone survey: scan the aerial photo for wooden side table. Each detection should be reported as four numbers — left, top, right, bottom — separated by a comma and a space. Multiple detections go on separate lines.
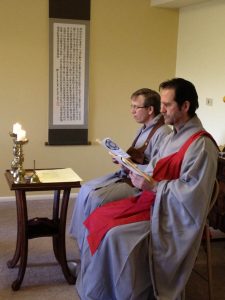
5, 169, 81, 291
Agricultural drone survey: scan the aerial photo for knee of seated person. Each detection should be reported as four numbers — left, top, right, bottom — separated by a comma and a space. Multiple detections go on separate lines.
106, 226, 122, 238
77, 183, 91, 196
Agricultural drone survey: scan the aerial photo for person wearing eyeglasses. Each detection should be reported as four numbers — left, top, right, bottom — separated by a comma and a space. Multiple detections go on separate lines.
69, 88, 171, 250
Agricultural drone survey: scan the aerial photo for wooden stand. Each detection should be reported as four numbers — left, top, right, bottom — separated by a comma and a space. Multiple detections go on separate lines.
5, 170, 81, 291
208, 158, 225, 233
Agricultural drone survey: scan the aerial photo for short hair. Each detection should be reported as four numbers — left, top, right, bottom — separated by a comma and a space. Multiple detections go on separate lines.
131, 88, 161, 115
159, 78, 199, 117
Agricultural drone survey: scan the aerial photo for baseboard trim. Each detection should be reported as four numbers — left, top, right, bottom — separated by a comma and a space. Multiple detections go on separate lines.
0, 192, 78, 202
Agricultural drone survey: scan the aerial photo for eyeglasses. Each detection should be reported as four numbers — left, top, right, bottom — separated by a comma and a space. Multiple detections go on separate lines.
130, 105, 149, 110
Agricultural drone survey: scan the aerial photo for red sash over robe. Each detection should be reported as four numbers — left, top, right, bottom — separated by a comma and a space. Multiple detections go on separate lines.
84, 130, 217, 255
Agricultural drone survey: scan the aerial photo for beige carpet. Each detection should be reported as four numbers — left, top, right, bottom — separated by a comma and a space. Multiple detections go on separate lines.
1, 198, 225, 300
0, 198, 81, 300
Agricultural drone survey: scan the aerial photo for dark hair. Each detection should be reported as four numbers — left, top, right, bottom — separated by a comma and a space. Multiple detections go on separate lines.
159, 78, 199, 117
131, 88, 160, 115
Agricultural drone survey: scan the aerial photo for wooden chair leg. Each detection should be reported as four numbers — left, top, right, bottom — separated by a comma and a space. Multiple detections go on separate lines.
205, 222, 213, 300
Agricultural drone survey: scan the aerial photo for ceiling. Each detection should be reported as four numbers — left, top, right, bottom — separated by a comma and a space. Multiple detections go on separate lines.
151, 0, 210, 8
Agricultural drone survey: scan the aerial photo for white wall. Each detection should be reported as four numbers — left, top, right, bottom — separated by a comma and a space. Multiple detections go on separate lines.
176, 0, 225, 145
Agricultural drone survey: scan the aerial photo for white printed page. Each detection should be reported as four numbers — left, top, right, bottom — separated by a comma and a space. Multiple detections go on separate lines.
96, 137, 130, 158
35, 168, 83, 183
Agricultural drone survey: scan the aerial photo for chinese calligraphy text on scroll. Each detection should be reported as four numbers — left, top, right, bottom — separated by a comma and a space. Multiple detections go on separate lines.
53, 23, 86, 125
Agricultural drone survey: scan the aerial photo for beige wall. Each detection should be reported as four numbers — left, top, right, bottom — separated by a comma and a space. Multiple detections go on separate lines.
0, 0, 178, 197
176, 0, 225, 144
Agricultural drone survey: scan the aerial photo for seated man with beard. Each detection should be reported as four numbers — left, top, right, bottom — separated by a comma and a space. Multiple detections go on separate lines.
76, 78, 218, 300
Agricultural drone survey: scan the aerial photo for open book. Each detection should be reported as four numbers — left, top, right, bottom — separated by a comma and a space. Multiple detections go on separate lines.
96, 137, 151, 182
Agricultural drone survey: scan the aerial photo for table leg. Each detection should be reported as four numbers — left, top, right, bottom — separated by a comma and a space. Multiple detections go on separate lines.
10, 190, 29, 291
52, 190, 60, 262
57, 188, 76, 284
7, 191, 22, 268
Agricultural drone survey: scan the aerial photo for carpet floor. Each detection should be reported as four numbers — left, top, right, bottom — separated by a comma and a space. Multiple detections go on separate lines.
0, 198, 225, 300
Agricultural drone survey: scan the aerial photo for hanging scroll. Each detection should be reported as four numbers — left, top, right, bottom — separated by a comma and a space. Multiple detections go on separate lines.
48, 0, 90, 145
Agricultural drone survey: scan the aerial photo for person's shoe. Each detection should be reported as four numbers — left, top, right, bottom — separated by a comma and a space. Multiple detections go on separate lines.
68, 260, 80, 277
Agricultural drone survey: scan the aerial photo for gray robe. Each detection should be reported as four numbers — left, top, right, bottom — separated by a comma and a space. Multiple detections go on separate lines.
76, 116, 218, 300
69, 114, 171, 249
